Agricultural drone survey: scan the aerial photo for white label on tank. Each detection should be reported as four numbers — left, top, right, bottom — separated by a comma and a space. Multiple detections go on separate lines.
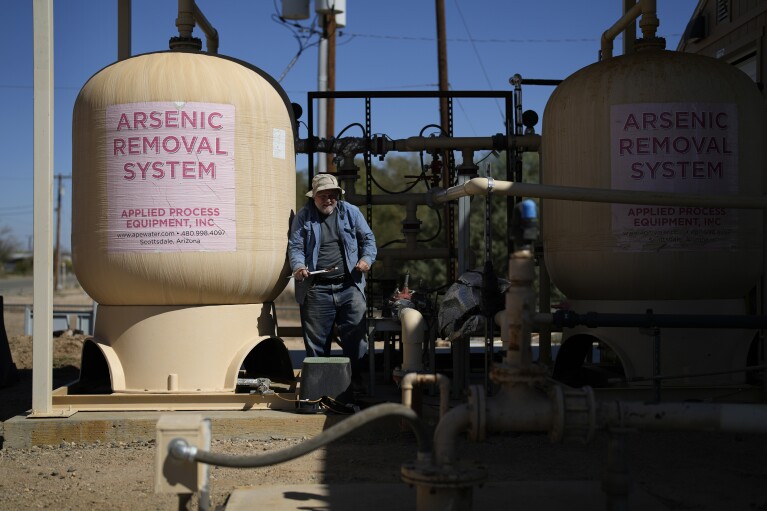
105, 102, 236, 253
272, 128, 286, 159
610, 103, 738, 252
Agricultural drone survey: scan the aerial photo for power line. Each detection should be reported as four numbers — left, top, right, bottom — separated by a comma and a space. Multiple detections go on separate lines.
451, 0, 505, 126
339, 32, 682, 44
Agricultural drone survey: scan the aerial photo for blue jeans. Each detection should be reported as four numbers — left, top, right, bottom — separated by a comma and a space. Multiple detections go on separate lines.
300, 279, 368, 372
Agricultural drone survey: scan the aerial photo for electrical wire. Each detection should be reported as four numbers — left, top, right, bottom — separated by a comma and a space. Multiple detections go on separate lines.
271, 1, 322, 82
452, 0, 505, 125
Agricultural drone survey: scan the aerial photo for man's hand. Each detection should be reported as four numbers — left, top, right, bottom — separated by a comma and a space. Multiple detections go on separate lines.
355, 260, 370, 273
293, 268, 309, 281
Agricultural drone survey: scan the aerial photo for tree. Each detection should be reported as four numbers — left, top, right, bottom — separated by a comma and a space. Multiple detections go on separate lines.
0, 226, 20, 275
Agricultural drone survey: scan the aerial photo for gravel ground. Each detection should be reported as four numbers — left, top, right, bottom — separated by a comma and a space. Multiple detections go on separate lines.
2, 285, 767, 510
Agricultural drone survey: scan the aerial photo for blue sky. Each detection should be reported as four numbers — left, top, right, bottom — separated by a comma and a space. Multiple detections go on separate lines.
0, 0, 698, 252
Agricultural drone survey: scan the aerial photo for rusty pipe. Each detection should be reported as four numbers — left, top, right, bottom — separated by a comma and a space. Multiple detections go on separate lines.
401, 372, 450, 420
600, 401, 767, 433
601, 0, 658, 59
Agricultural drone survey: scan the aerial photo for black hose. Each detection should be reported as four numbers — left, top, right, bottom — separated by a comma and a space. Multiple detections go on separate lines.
178, 403, 431, 468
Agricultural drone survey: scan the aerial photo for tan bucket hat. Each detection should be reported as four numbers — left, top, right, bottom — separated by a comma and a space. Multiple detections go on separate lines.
306, 173, 345, 198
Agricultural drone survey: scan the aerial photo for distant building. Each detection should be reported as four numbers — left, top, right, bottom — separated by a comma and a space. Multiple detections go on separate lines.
3, 251, 33, 273
677, 0, 766, 104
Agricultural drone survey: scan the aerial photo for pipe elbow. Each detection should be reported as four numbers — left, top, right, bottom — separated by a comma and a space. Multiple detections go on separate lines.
434, 403, 472, 466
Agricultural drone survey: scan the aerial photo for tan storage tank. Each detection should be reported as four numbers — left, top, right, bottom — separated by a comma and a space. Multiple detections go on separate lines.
73, 51, 295, 305
542, 49, 766, 300
70, 52, 296, 393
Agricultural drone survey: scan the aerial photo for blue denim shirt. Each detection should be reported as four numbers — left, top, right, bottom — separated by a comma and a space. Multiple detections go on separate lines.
288, 200, 377, 305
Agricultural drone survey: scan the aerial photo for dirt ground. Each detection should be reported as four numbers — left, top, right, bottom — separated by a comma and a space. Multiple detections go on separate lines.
1, 284, 767, 510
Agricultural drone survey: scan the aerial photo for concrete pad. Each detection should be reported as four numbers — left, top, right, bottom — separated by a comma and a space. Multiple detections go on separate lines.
224, 482, 667, 511
1, 409, 346, 449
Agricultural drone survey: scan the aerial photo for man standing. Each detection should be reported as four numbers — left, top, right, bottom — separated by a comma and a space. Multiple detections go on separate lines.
288, 173, 377, 387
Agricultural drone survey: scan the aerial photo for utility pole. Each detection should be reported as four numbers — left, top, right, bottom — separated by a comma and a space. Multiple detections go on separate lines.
326, 13, 337, 171
435, 0, 449, 133
317, 15, 328, 173
53, 174, 70, 291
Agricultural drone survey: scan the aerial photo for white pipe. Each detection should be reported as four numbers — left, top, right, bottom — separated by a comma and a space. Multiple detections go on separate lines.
431, 177, 767, 210
601, 401, 767, 434
399, 308, 425, 373
433, 403, 472, 466
401, 372, 450, 419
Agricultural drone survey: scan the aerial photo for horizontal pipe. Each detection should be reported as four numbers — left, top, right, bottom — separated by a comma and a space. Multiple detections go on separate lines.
551, 310, 767, 329
431, 177, 767, 210
600, 401, 767, 434
378, 247, 450, 260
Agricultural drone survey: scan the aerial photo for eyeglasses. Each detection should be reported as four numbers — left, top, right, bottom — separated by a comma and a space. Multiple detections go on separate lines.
315, 192, 339, 201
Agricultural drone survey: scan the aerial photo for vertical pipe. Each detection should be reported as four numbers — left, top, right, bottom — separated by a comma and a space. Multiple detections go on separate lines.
176, 0, 195, 38
603, 429, 631, 511
32, 0, 54, 415
653, 327, 661, 402
622, 0, 636, 55
117, 0, 131, 61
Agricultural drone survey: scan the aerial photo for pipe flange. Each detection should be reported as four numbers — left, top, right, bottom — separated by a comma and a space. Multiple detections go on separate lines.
401, 461, 487, 489
489, 362, 547, 387
467, 385, 486, 443
549, 385, 596, 444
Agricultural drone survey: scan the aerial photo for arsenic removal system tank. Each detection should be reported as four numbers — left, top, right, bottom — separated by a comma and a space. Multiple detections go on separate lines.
541, 43, 767, 387
71, 51, 296, 393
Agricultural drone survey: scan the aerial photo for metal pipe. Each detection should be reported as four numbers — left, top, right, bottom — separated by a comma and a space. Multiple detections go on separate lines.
550, 310, 767, 329
601, 1, 642, 59
601, 0, 659, 59
176, 0, 195, 39
431, 177, 767, 210
399, 308, 425, 373
401, 372, 450, 419
193, 3, 218, 53
382, 134, 540, 153
599, 401, 767, 434
504, 249, 535, 366
433, 403, 472, 466
485, 385, 554, 433
378, 247, 450, 261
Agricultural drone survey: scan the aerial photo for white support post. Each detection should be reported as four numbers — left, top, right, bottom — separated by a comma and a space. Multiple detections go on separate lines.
32, 0, 54, 416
